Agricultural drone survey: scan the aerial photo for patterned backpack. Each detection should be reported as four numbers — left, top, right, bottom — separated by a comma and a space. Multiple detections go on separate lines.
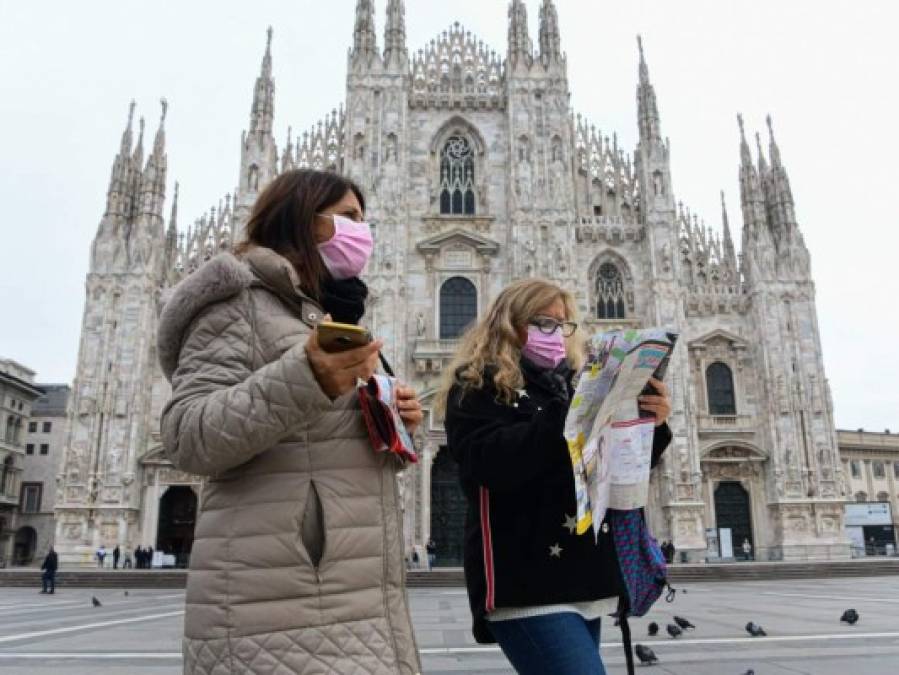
609, 508, 680, 675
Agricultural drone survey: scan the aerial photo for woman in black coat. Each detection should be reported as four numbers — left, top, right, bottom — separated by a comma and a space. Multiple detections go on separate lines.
439, 278, 672, 675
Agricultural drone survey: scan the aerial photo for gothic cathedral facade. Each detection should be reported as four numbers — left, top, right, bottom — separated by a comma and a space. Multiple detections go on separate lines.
54, 1, 849, 565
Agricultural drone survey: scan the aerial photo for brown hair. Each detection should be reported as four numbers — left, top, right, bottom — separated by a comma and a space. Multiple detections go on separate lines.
234, 169, 366, 297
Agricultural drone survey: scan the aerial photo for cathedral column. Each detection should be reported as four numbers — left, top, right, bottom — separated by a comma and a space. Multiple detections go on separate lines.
420, 442, 435, 547
140, 474, 162, 548
864, 459, 875, 499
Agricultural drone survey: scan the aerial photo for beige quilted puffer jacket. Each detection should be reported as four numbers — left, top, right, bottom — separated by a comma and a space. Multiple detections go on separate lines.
158, 246, 420, 675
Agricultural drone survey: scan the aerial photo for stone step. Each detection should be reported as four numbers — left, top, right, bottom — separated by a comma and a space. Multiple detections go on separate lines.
4, 558, 898, 589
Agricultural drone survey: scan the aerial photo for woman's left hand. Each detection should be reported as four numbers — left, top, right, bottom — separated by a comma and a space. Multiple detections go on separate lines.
396, 385, 423, 435
638, 377, 672, 427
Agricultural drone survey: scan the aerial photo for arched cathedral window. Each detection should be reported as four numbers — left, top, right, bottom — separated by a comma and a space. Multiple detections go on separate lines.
595, 263, 625, 319
247, 164, 259, 191
439, 136, 476, 216
706, 362, 736, 415
440, 276, 477, 339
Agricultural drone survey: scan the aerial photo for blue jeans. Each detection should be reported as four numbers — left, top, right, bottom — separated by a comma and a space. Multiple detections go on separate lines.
488, 612, 606, 675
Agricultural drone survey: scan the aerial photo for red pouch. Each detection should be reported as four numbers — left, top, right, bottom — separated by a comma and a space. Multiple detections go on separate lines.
357, 375, 418, 464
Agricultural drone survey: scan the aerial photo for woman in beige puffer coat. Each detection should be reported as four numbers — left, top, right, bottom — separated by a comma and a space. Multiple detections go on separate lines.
157, 169, 422, 674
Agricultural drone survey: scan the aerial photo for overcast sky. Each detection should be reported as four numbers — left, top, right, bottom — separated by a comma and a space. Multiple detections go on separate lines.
1, 1, 897, 431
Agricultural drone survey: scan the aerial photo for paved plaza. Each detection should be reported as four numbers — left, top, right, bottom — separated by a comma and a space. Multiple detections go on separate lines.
0, 576, 897, 673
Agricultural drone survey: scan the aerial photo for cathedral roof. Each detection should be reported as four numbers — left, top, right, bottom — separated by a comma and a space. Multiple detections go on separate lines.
410, 22, 505, 110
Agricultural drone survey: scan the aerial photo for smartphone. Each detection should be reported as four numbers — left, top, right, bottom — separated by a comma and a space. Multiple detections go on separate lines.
639, 332, 679, 418
317, 321, 373, 353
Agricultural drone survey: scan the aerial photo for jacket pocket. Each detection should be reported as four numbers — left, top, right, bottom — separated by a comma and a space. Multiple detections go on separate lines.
300, 481, 326, 569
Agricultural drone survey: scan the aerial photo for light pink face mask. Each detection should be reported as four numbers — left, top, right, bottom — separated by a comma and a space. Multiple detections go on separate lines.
522, 325, 568, 369
317, 214, 374, 280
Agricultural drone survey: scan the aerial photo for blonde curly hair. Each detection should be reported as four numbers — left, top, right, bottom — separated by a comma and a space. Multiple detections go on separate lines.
434, 278, 585, 415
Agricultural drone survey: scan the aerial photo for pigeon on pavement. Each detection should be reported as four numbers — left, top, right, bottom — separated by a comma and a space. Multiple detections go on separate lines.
635, 644, 659, 665
745, 622, 766, 637
647, 621, 659, 636
666, 623, 683, 639
91, 596, 102, 607
840, 609, 859, 625
673, 615, 695, 630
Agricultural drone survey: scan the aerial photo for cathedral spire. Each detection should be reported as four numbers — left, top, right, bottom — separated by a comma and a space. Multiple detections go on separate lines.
132, 116, 145, 170
249, 27, 275, 135
766, 114, 783, 168
508, 0, 532, 67
236, 28, 279, 236
151, 98, 167, 160
120, 100, 136, 155
383, 0, 407, 69
538, 0, 561, 64
766, 114, 796, 232
168, 181, 179, 236
138, 99, 168, 229
721, 189, 737, 267
105, 101, 138, 218
737, 113, 768, 241
755, 131, 768, 177
281, 126, 295, 172
636, 36, 661, 143
351, 0, 378, 64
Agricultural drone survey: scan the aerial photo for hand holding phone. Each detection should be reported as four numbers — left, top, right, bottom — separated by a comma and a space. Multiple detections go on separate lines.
316, 321, 373, 353
306, 320, 381, 399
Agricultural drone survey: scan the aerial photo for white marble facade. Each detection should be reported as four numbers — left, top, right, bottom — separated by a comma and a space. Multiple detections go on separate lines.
54, 1, 849, 565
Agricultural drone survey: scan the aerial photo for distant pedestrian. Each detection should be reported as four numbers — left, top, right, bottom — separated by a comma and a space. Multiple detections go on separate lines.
40, 546, 58, 594
742, 539, 752, 560
96, 545, 106, 568
122, 547, 133, 569
660, 540, 670, 563
426, 539, 436, 568
113, 545, 121, 569
134, 546, 142, 568
147, 546, 154, 568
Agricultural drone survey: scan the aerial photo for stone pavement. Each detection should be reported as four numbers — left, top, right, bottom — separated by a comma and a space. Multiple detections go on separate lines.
0, 576, 897, 673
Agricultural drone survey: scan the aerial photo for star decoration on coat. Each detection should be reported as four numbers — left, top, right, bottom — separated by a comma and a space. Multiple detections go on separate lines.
549, 543, 563, 558
563, 514, 577, 534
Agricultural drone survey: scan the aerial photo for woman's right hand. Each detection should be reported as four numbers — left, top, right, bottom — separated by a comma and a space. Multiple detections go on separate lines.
305, 325, 383, 400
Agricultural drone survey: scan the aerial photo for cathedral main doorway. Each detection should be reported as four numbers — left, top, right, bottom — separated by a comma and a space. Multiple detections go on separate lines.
714, 481, 753, 558
430, 447, 465, 567
13, 526, 36, 565
156, 486, 197, 568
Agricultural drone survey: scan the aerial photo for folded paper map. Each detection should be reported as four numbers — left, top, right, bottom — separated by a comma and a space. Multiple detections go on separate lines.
564, 328, 678, 538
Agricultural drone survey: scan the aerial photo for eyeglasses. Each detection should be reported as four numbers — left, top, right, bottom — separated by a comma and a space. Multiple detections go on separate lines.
529, 315, 578, 338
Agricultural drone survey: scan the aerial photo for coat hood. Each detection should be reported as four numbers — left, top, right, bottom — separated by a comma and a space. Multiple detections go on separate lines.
157, 252, 255, 381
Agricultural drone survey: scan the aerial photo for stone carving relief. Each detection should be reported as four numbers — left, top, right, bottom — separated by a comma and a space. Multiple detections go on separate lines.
516, 159, 532, 206
101, 522, 119, 543
101, 486, 123, 503
63, 522, 84, 542
106, 447, 123, 476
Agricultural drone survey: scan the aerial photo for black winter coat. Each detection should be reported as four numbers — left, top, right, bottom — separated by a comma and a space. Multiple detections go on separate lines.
41, 551, 58, 572
444, 358, 672, 643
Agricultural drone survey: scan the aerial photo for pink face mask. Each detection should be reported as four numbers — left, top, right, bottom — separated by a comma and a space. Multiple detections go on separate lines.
521, 325, 568, 369
317, 214, 374, 280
